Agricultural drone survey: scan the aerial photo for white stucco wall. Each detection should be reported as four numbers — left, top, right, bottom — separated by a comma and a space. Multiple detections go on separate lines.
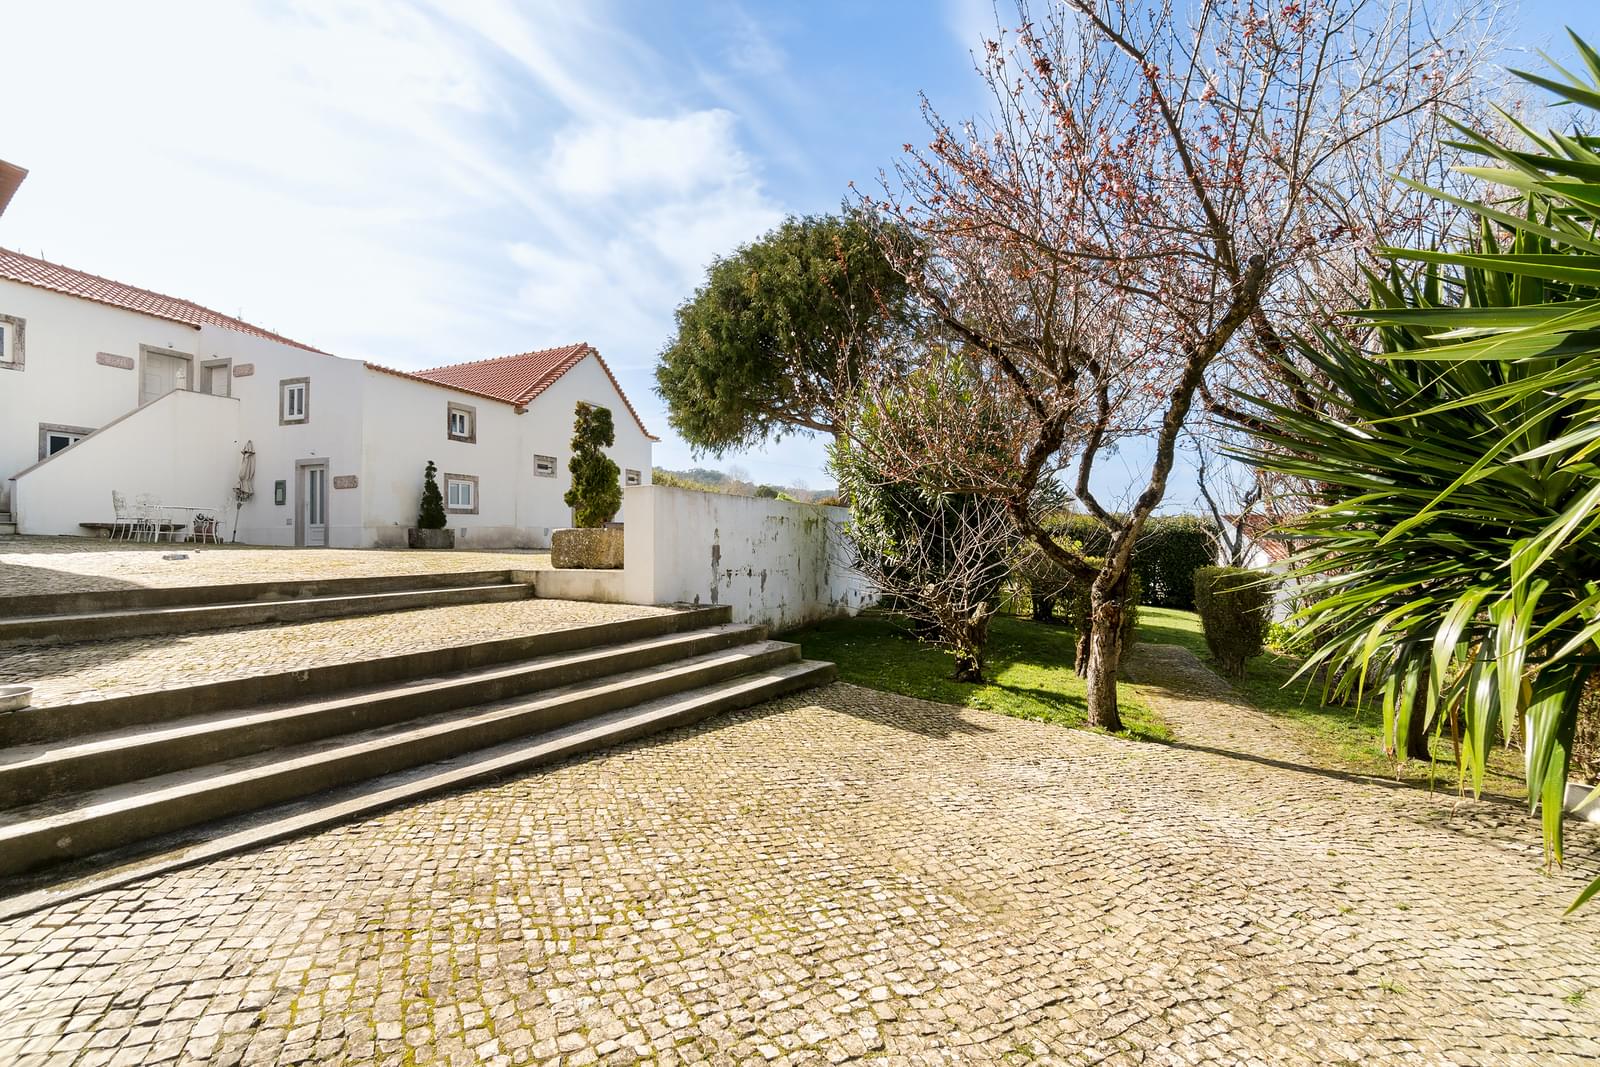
359, 369, 536, 549
0, 279, 207, 512
199, 327, 369, 547
10, 390, 240, 535
359, 353, 655, 550
620, 486, 873, 631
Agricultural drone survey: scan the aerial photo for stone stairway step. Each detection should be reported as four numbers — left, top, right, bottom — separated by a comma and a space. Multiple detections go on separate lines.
0, 580, 534, 644
0, 659, 836, 919
0, 623, 768, 805
0, 605, 734, 746
0, 568, 534, 619
0, 640, 810, 878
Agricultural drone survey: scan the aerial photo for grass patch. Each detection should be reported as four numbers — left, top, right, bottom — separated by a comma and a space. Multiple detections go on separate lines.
788, 611, 1171, 742
1137, 607, 1525, 794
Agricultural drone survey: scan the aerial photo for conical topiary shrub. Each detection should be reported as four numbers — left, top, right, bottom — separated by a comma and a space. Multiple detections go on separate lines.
564, 403, 622, 528
418, 460, 447, 530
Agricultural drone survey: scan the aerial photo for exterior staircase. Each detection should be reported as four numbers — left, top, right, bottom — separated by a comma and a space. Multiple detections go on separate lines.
0, 569, 538, 641
0, 604, 834, 905
0, 512, 14, 537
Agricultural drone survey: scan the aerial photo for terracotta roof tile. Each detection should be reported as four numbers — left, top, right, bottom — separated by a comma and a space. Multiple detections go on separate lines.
416, 344, 657, 440
0, 246, 327, 353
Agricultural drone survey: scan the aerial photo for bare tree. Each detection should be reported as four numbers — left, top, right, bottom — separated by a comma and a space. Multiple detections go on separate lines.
1193, 438, 1263, 567
857, 0, 1502, 729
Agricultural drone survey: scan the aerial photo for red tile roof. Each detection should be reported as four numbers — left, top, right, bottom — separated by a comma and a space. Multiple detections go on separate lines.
0, 246, 328, 353
414, 344, 657, 440
363, 360, 537, 408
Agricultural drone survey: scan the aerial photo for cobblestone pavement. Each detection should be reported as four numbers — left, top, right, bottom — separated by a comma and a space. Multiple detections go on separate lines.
0, 538, 551, 599
0, 599, 675, 707
3, 660, 1598, 1063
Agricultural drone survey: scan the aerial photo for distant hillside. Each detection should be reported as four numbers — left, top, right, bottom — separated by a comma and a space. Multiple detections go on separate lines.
652, 467, 839, 505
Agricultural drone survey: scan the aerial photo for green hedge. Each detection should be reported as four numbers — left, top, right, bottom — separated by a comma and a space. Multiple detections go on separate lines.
1193, 566, 1275, 678
1034, 514, 1216, 610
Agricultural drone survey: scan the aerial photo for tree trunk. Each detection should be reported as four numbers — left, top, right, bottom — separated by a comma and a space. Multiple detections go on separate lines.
952, 648, 984, 683
1404, 703, 1431, 761
1084, 587, 1125, 732
1032, 593, 1055, 622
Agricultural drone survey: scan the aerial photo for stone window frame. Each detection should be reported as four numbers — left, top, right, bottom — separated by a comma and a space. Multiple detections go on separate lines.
0, 313, 24, 370
279, 377, 310, 425
38, 422, 96, 461
444, 472, 479, 515
533, 454, 558, 478
624, 468, 642, 487
446, 401, 477, 443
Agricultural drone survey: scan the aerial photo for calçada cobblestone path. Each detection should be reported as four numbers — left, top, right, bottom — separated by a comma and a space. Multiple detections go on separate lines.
2, 647, 1598, 1064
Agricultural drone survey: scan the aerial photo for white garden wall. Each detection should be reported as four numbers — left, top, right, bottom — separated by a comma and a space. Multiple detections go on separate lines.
10, 390, 240, 536
620, 485, 873, 631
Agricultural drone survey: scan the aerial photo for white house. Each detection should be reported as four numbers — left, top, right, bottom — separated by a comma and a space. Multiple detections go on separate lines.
0, 246, 655, 548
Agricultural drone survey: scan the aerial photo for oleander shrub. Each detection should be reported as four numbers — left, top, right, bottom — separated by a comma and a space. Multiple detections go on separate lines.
1192, 567, 1274, 678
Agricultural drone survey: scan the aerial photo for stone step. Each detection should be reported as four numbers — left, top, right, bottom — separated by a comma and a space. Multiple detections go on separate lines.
0, 605, 734, 746
0, 623, 768, 805
0, 579, 535, 645
0, 659, 836, 918
0, 567, 536, 619
0, 640, 815, 879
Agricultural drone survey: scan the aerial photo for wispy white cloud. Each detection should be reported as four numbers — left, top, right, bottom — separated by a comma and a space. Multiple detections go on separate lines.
3, 1, 787, 400
544, 111, 752, 201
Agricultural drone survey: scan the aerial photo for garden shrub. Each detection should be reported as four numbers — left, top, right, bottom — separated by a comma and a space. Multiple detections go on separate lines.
418, 460, 447, 530
1135, 515, 1216, 610
565, 402, 623, 527
1193, 566, 1274, 678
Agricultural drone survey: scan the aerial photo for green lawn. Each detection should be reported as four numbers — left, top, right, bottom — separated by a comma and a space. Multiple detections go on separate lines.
787, 612, 1172, 742
1136, 606, 1526, 793
790, 606, 1523, 795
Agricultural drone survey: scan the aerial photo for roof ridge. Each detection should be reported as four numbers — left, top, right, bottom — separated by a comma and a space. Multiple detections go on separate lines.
0, 245, 329, 354
419, 342, 588, 375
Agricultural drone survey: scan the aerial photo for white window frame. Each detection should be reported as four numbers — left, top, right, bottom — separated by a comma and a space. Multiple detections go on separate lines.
280, 379, 309, 423
533, 454, 557, 478
624, 468, 641, 487
0, 323, 10, 364
46, 430, 85, 455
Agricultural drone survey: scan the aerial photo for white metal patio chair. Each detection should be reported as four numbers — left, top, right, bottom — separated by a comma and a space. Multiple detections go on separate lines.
110, 491, 139, 541
133, 494, 163, 542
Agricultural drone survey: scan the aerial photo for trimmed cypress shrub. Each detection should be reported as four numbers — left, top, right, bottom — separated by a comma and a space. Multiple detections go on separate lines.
1193, 566, 1275, 678
418, 460, 447, 530
565, 402, 623, 528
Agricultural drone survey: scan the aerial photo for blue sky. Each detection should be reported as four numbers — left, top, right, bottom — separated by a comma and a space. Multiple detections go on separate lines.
1, 1, 1594, 506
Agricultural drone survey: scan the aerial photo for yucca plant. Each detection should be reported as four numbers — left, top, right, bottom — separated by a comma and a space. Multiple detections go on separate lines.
1237, 34, 1600, 908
